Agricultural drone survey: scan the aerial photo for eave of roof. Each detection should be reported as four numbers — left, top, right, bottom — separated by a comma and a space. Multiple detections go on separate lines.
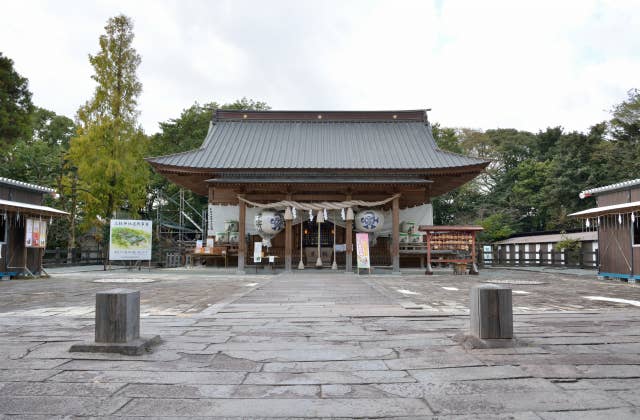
0, 199, 68, 217
569, 200, 640, 218
207, 176, 433, 184
0, 177, 55, 193
580, 178, 640, 197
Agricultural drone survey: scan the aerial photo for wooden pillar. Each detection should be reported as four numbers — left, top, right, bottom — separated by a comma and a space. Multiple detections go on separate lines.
470, 285, 513, 339
345, 193, 353, 273
237, 194, 246, 274
425, 230, 433, 275
284, 196, 292, 272
470, 231, 479, 274
392, 195, 400, 274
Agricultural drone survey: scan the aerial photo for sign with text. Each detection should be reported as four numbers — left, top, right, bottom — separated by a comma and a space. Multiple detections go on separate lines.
25, 218, 48, 248
109, 219, 152, 261
253, 242, 263, 263
356, 232, 370, 269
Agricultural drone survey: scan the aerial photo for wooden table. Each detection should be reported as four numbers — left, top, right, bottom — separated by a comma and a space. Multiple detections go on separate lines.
190, 246, 228, 268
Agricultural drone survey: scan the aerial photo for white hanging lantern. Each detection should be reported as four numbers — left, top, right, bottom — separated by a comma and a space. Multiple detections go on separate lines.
354, 209, 385, 233
341, 208, 345, 220
308, 209, 313, 221
292, 207, 297, 220
632, 212, 636, 223
618, 214, 623, 225
586, 218, 590, 228
255, 209, 285, 247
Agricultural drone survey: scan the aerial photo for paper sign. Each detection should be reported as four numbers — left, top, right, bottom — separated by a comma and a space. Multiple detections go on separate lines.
25, 218, 47, 248
335, 244, 346, 252
356, 233, 370, 269
206, 238, 214, 247
269, 255, 275, 263
253, 242, 262, 263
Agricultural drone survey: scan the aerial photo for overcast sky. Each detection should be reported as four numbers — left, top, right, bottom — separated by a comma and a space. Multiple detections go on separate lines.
2, 0, 639, 135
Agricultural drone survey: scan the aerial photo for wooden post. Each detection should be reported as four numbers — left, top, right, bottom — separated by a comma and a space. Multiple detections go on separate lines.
470, 285, 513, 339
285, 217, 292, 273
345, 194, 353, 273
69, 288, 160, 355
470, 231, 479, 274
392, 195, 400, 274
95, 289, 140, 343
237, 194, 246, 274
425, 230, 433, 275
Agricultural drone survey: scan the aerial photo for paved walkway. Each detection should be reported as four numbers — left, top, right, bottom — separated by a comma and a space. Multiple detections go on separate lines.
1, 271, 640, 418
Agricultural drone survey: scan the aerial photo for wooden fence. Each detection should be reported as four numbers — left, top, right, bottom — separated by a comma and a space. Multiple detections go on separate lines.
482, 246, 598, 269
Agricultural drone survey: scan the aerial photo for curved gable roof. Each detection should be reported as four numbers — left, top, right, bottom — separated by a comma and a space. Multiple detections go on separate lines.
147, 110, 488, 171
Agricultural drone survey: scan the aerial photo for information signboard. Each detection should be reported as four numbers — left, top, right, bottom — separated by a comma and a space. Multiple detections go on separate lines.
109, 219, 152, 261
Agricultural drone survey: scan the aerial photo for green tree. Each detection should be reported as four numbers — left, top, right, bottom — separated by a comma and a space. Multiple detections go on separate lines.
67, 15, 149, 227
0, 52, 34, 147
145, 98, 270, 232
477, 213, 515, 243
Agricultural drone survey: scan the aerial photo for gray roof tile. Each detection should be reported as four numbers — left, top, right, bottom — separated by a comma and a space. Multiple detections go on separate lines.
148, 120, 487, 170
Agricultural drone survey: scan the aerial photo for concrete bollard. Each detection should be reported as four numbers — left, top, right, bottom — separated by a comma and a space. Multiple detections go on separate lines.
470, 284, 513, 339
70, 288, 160, 355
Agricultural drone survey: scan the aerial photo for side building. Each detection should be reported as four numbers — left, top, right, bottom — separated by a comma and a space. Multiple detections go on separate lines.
570, 178, 640, 281
0, 177, 68, 278
493, 231, 598, 268
147, 110, 489, 273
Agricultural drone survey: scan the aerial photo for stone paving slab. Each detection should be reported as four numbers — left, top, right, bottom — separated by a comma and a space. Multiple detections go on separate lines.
2, 269, 640, 418
426, 390, 628, 415
117, 397, 433, 417
0, 395, 130, 416
49, 370, 247, 385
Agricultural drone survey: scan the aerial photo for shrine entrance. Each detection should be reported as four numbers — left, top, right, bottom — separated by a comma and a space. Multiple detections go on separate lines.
147, 109, 489, 274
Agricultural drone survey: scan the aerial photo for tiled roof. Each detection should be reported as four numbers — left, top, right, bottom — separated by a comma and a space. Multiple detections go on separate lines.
581, 178, 640, 197
0, 177, 55, 193
147, 111, 488, 171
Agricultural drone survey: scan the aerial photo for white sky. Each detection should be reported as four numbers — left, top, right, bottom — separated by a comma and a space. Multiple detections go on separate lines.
2, 0, 639, 135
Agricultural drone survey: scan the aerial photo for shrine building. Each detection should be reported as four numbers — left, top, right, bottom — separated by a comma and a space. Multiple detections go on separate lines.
147, 109, 488, 273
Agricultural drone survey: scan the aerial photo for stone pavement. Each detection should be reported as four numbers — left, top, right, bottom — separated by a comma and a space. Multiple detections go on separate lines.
0, 268, 640, 418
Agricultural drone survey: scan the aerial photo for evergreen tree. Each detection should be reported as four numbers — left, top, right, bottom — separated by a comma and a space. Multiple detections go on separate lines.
0, 52, 34, 146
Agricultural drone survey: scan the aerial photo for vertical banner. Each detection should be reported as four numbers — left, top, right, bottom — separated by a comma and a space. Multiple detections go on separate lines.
207, 204, 216, 237
25, 218, 47, 248
109, 220, 152, 260
253, 242, 263, 263
356, 232, 370, 269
